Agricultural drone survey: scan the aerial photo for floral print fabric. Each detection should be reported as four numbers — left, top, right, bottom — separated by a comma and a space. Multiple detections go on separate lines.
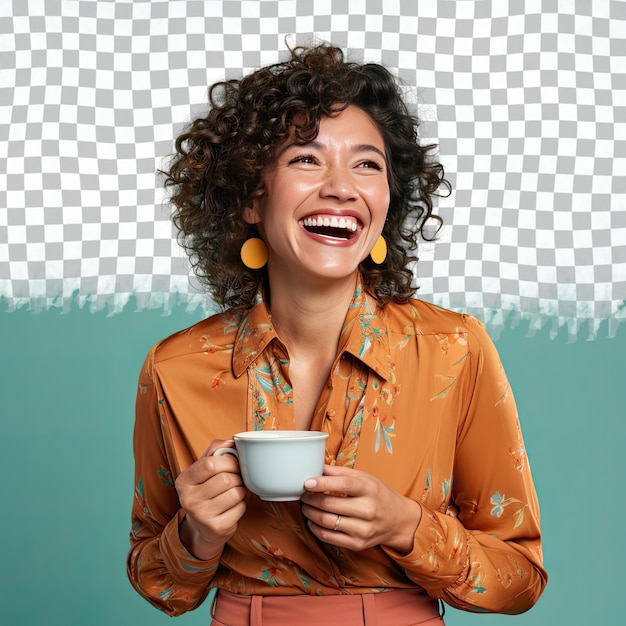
127, 282, 546, 616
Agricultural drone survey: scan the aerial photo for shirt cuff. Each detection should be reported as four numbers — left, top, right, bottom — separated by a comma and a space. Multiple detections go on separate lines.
382, 506, 468, 590
159, 509, 221, 585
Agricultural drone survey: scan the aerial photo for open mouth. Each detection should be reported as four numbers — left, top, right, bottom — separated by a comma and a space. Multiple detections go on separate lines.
300, 215, 359, 240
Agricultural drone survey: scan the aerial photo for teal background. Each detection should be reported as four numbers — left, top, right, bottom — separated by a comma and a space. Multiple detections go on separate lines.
1, 303, 622, 625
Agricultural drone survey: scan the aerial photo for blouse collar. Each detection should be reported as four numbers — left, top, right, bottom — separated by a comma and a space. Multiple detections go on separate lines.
232, 278, 392, 381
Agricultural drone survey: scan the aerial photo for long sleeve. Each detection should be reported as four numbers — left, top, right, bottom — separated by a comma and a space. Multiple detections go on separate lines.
383, 316, 547, 614
126, 346, 220, 616
126, 294, 546, 608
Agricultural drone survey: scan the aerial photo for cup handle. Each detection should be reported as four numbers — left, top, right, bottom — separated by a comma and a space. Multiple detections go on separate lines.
213, 447, 239, 459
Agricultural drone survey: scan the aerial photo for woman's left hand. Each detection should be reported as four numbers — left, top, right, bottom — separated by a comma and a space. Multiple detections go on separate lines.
300, 464, 422, 554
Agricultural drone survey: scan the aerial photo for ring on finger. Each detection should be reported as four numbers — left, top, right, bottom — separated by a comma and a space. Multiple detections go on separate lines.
333, 514, 342, 531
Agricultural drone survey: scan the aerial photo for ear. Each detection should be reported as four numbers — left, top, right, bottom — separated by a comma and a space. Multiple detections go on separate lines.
242, 200, 262, 225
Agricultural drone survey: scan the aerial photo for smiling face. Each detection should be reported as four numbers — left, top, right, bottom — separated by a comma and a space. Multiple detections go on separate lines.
244, 106, 390, 287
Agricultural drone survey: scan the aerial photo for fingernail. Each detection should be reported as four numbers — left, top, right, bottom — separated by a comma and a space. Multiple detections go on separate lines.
304, 478, 316, 488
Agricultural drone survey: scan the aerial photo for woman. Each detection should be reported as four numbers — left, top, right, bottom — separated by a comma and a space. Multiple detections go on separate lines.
127, 44, 547, 624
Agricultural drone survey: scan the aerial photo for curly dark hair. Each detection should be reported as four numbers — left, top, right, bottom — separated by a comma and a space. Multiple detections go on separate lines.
162, 43, 450, 312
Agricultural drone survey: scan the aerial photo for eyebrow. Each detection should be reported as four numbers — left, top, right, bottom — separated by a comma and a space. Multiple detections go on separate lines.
277, 140, 387, 161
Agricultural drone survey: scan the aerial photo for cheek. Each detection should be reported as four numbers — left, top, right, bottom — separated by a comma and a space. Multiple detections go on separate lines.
369, 184, 390, 215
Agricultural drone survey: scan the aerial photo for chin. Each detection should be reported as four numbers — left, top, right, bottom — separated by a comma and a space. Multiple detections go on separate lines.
308, 265, 361, 282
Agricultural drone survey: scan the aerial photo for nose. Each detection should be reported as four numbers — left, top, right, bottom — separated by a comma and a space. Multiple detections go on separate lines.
319, 166, 358, 202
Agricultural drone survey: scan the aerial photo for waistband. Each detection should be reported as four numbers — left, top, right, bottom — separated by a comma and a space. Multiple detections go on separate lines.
211, 588, 445, 626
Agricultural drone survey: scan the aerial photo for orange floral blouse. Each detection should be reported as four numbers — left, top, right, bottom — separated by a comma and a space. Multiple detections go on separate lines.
127, 283, 546, 617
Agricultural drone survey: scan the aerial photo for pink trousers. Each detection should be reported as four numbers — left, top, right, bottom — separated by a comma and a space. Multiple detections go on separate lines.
210, 588, 445, 626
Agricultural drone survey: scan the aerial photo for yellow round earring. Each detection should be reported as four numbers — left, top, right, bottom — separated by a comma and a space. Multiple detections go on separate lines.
240, 237, 268, 269
369, 235, 387, 264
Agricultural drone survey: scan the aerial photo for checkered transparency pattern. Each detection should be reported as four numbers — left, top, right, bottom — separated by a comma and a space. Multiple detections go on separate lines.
1, 0, 624, 339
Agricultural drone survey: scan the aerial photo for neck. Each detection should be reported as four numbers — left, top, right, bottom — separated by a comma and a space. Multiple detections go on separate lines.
266, 272, 358, 356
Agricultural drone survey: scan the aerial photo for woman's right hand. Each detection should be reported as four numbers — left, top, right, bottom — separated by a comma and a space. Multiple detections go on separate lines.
175, 439, 247, 560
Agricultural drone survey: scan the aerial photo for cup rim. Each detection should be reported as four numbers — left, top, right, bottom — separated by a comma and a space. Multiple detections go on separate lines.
233, 430, 328, 441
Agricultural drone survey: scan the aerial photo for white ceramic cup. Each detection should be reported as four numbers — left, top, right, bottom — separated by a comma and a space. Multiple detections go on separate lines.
214, 430, 329, 501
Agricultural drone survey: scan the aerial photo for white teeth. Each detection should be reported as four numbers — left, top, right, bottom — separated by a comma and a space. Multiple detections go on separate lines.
300, 216, 358, 231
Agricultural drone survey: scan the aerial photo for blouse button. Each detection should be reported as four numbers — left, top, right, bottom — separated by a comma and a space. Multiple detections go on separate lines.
326, 409, 336, 420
